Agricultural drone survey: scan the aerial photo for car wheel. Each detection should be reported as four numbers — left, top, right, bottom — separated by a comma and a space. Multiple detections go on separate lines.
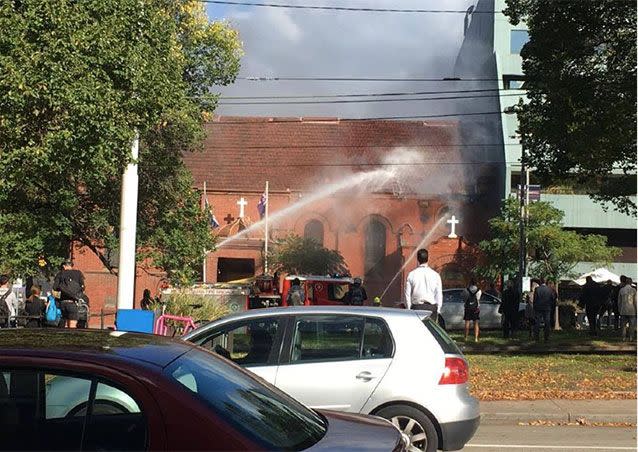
438, 316, 446, 330
376, 405, 438, 452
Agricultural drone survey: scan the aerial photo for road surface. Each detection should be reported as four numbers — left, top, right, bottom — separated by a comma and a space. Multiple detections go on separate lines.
461, 423, 637, 451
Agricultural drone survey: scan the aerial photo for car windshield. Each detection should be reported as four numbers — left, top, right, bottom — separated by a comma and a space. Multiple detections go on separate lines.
165, 348, 326, 450
422, 318, 463, 355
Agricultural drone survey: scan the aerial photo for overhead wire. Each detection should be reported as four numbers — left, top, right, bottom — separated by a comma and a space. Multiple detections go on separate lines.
198, 0, 500, 14
218, 92, 524, 105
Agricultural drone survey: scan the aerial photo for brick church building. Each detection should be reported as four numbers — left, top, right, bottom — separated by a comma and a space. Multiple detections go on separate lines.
74, 116, 499, 317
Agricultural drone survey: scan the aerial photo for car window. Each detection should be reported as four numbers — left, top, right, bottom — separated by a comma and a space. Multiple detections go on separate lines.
196, 317, 280, 366
422, 318, 463, 355
166, 348, 326, 450
291, 315, 364, 363
480, 293, 499, 304
0, 369, 147, 451
443, 290, 462, 303
362, 317, 393, 359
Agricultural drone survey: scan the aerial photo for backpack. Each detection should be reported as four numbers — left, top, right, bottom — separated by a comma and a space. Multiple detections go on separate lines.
349, 287, 364, 306
58, 272, 83, 301
0, 290, 11, 326
465, 289, 479, 310
288, 288, 303, 306
45, 295, 62, 326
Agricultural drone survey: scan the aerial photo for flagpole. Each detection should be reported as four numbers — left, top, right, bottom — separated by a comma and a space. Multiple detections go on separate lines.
202, 181, 207, 284
264, 181, 269, 275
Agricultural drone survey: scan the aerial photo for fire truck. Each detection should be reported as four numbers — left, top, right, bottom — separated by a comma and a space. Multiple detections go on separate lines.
248, 274, 354, 309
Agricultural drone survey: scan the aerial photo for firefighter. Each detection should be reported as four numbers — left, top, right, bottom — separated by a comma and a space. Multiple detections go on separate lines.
345, 277, 368, 306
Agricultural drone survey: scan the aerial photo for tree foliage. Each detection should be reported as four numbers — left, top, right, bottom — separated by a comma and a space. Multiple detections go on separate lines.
478, 198, 621, 281
504, 0, 637, 215
269, 235, 349, 276
0, 0, 242, 284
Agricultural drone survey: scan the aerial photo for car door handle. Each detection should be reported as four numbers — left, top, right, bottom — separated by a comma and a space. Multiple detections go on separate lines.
356, 371, 375, 381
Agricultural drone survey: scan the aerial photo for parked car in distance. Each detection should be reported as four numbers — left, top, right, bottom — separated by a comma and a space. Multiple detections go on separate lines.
439, 289, 525, 330
184, 306, 480, 452
0, 329, 407, 451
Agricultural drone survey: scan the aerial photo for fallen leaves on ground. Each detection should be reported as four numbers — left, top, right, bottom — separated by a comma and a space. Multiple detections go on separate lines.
518, 419, 636, 428
467, 354, 637, 401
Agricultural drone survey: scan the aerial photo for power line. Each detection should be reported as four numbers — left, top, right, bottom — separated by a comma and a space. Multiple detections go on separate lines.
240, 76, 503, 82
219, 92, 523, 105
206, 110, 506, 122
189, 143, 521, 149
219, 87, 522, 100
174, 161, 514, 167
199, 0, 499, 14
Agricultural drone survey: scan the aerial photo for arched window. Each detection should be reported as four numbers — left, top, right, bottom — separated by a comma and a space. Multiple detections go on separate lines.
365, 219, 386, 274
304, 220, 324, 246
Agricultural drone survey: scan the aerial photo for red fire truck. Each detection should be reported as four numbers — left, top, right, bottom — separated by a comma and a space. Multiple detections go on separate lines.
248, 274, 354, 309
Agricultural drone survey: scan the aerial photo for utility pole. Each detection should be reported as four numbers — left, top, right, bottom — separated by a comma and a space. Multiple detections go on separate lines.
264, 181, 270, 275
116, 132, 139, 310
518, 151, 527, 301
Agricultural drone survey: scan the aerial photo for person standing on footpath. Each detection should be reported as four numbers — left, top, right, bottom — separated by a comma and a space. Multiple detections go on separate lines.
0, 275, 18, 328
461, 279, 481, 342
580, 276, 601, 336
618, 277, 636, 342
404, 249, 443, 322
53, 261, 85, 328
532, 278, 554, 342
501, 279, 519, 338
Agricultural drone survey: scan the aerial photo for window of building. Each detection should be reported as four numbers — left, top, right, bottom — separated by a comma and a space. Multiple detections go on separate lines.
304, 220, 324, 246
365, 219, 387, 274
503, 74, 526, 90
510, 30, 529, 54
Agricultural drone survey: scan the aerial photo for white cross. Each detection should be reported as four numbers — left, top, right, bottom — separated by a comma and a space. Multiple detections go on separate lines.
447, 215, 459, 238
237, 197, 248, 218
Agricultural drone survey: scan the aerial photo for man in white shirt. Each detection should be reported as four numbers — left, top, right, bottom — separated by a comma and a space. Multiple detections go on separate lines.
0, 275, 19, 327
404, 249, 443, 320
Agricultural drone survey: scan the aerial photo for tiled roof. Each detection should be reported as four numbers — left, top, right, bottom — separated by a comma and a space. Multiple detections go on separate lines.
183, 116, 461, 193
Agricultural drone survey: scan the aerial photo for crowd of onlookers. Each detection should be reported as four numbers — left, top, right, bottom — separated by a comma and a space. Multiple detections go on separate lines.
0, 261, 89, 329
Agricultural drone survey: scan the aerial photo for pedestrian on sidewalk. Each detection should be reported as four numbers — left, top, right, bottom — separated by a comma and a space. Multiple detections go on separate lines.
501, 279, 518, 338
462, 279, 481, 342
618, 277, 636, 342
404, 248, 442, 323
533, 278, 553, 342
580, 276, 602, 336
25, 285, 45, 328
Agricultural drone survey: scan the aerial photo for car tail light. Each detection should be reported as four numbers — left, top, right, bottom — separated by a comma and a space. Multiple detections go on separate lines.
438, 357, 468, 385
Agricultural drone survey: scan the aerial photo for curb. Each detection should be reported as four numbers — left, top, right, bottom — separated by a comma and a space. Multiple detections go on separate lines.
460, 345, 637, 355
481, 412, 637, 424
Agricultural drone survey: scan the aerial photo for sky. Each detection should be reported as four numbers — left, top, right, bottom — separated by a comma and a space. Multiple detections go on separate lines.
204, 0, 485, 119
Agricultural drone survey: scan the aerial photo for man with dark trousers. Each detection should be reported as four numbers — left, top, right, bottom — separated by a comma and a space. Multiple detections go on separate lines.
533, 278, 554, 341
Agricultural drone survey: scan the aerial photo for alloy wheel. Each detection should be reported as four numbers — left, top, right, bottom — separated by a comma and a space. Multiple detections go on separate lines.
390, 415, 427, 452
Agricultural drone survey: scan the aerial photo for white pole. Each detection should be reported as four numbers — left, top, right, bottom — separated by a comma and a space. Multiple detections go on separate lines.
116, 132, 140, 310
264, 181, 269, 275
202, 181, 207, 284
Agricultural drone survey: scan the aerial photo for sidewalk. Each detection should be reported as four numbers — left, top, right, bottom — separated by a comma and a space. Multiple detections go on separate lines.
460, 343, 637, 354
481, 399, 637, 424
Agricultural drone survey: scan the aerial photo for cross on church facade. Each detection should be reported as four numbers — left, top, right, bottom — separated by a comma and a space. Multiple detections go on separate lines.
223, 214, 235, 224
447, 215, 459, 238
237, 197, 248, 218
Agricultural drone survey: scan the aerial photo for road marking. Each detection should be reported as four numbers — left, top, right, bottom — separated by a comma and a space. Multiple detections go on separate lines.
466, 445, 637, 450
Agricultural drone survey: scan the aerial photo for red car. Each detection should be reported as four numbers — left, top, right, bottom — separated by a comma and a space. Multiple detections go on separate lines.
0, 329, 406, 451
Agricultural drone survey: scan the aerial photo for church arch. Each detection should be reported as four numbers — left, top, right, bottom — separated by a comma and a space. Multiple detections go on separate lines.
304, 219, 325, 246
364, 218, 387, 275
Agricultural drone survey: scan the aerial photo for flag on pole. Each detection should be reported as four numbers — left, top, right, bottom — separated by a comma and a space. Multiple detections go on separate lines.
204, 197, 220, 228
257, 192, 268, 219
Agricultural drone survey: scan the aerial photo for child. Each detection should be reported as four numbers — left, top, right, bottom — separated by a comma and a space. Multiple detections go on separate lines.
25, 285, 45, 328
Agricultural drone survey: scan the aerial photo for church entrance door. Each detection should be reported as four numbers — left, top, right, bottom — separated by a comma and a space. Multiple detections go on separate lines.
217, 258, 255, 282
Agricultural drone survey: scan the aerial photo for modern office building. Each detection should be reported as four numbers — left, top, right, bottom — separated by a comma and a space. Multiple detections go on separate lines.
455, 0, 636, 279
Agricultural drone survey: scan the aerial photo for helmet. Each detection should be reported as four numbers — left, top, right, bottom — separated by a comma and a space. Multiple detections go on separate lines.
353, 277, 362, 286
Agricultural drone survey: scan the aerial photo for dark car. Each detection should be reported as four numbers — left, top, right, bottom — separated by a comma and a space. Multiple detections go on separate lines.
0, 329, 406, 451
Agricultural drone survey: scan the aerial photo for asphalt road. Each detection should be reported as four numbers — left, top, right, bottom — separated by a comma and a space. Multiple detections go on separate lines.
459, 424, 637, 452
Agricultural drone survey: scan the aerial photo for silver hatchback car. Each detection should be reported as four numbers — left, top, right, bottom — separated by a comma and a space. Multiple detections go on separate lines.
184, 306, 480, 452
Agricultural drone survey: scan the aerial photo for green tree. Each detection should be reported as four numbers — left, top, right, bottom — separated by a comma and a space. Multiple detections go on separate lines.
504, 0, 637, 215
269, 235, 349, 276
0, 0, 242, 284
478, 198, 621, 282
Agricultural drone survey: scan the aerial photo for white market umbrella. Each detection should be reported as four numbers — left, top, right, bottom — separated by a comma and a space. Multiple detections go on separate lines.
573, 268, 621, 286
